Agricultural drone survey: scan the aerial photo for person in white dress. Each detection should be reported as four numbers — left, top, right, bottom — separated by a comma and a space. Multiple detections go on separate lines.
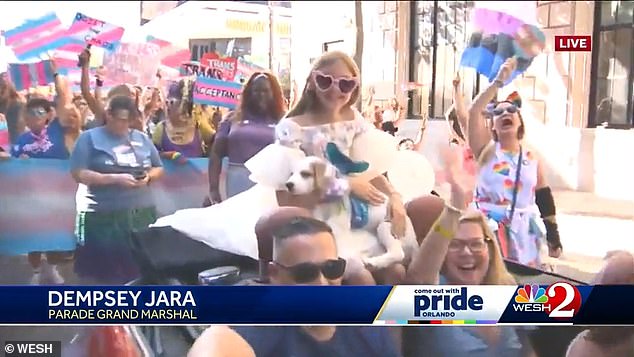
153, 51, 436, 284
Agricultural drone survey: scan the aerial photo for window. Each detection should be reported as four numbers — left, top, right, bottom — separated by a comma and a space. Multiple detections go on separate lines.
408, 1, 473, 119
589, 1, 634, 128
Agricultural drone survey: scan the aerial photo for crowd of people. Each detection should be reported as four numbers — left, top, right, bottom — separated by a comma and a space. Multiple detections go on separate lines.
1, 45, 633, 356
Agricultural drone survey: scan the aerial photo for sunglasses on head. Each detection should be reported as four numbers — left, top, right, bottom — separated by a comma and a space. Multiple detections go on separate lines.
274, 258, 346, 283
313, 72, 358, 94
492, 104, 518, 116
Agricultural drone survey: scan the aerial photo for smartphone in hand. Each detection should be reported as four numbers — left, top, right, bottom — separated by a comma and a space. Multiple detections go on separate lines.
132, 171, 147, 181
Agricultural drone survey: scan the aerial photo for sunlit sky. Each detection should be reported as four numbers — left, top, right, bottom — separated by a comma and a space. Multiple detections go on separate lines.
0, 1, 143, 68
0, 1, 141, 30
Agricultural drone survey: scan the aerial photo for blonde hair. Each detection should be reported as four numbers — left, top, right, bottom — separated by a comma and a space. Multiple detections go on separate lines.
443, 208, 517, 285
286, 51, 360, 117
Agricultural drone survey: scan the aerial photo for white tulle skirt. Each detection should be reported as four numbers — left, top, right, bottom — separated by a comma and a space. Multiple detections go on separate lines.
152, 131, 436, 261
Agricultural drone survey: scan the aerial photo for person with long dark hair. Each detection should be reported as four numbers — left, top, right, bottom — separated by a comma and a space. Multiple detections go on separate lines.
207, 72, 287, 202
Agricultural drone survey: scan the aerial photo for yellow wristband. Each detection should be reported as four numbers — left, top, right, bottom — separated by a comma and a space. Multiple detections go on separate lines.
434, 224, 454, 240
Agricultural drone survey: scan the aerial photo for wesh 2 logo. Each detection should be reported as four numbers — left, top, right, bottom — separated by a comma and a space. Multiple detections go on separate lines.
512, 282, 582, 318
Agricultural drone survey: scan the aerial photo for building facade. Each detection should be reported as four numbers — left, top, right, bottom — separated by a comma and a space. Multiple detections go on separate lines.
370, 1, 633, 199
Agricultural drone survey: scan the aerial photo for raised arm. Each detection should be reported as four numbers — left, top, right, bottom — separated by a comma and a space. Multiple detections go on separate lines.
79, 49, 105, 125
50, 60, 80, 130
452, 72, 468, 136
467, 57, 517, 158
406, 143, 468, 284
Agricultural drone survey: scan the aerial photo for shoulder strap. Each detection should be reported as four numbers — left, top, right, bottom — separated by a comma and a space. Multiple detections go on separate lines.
509, 145, 523, 222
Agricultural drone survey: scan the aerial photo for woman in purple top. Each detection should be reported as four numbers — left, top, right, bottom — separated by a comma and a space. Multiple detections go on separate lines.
208, 72, 287, 202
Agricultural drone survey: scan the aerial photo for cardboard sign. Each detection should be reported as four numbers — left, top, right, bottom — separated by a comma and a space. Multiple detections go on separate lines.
200, 53, 237, 81
102, 43, 161, 86
66, 12, 125, 51
192, 76, 243, 109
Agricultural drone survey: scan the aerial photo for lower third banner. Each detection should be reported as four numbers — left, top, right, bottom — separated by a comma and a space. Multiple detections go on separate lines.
0, 285, 632, 325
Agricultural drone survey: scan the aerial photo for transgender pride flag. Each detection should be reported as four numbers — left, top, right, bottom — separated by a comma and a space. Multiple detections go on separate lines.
460, 1, 546, 84
8, 60, 56, 90
147, 35, 191, 69
3, 13, 72, 61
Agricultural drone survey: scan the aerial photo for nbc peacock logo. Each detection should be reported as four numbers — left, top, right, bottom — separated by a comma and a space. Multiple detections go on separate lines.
512, 284, 550, 313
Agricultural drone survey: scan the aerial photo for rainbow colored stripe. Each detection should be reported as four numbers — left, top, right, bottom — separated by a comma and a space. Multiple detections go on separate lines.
375, 320, 498, 325
3, 13, 72, 61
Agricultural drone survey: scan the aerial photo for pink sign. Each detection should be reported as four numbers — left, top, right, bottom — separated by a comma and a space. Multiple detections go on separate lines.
102, 43, 161, 86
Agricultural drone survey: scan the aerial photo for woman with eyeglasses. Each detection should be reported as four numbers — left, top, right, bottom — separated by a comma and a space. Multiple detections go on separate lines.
467, 57, 563, 268
152, 79, 215, 162
404, 145, 534, 356
204, 72, 286, 203
70, 95, 164, 284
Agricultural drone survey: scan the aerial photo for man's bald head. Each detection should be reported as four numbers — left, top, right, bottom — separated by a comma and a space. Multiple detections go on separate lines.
188, 326, 255, 357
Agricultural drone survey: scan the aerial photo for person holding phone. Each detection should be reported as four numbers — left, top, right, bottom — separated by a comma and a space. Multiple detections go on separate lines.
69, 95, 164, 284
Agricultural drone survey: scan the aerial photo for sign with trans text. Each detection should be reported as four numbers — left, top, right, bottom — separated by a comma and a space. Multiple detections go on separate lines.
192, 76, 242, 109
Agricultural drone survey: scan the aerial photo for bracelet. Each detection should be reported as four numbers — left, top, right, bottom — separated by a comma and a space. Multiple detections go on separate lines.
434, 224, 454, 240
493, 79, 504, 88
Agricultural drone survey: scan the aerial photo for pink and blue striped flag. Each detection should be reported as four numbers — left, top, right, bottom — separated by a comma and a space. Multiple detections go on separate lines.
3, 13, 72, 61
460, 1, 545, 84
147, 35, 191, 69
8, 60, 56, 90
0, 158, 214, 255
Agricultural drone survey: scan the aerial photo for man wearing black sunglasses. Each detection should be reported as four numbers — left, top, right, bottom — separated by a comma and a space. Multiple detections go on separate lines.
190, 216, 401, 357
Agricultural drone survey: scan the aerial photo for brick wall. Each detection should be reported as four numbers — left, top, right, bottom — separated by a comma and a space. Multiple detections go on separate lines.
513, 1, 594, 128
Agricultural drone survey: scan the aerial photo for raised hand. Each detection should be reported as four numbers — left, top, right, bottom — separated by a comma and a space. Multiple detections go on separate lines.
78, 47, 91, 68
495, 57, 518, 83
452, 72, 460, 88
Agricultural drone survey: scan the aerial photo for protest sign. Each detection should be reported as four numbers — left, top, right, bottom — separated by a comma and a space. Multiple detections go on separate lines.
102, 42, 161, 86
8, 60, 55, 90
66, 12, 125, 52
181, 61, 222, 80
146, 35, 191, 69
192, 76, 242, 109
200, 53, 238, 81
235, 58, 265, 84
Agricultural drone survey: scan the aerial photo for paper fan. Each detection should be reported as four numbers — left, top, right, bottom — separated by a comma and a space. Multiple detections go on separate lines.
460, 2, 545, 84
